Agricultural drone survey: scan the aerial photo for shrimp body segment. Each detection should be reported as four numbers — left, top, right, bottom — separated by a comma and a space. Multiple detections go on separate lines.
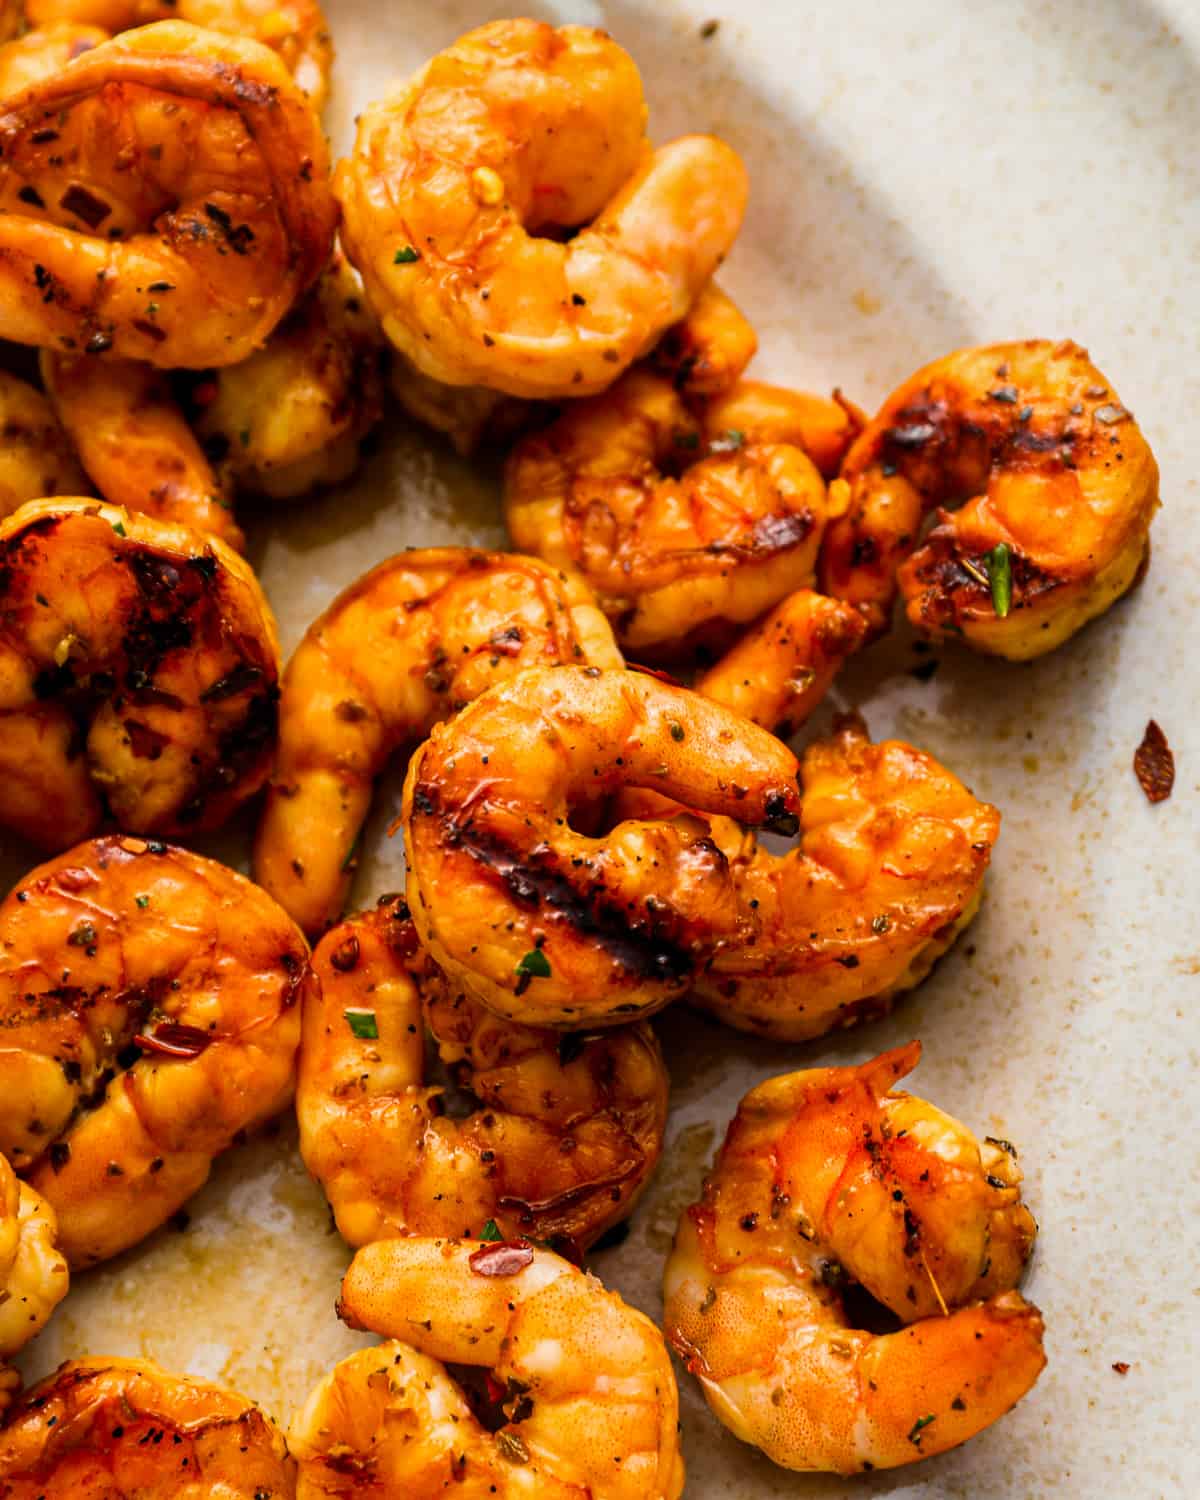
291, 1237, 685, 1500
0, 836, 309, 1267
663, 1043, 1045, 1473
0, 21, 337, 368
0, 21, 108, 97
336, 19, 747, 399
402, 665, 803, 1028
254, 549, 621, 936
820, 340, 1159, 658
0, 1155, 68, 1357
0, 1357, 295, 1496
692, 714, 998, 1041
0, 499, 279, 850
300, 900, 668, 1254
0, 371, 88, 521
505, 369, 838, 657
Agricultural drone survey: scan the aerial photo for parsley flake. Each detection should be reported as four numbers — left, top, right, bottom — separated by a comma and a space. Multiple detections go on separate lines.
515, 948, 551, 979
985, 541, 1013, 618
343, 1008, 378, 1040
393, 245, 420, 264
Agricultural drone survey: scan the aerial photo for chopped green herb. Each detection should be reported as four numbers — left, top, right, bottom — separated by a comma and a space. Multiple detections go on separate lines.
907, 1414, 936, 1445
111, 520, 126, 537
516, 948, 551, 980
708, 427, 745, 454
343, 1008, 378, 1040
67, 922, 96, 947
135, 894, 150, 909
479, 1219, 503, 1242
985, 541, 1013, 618
393, 245, 420, 264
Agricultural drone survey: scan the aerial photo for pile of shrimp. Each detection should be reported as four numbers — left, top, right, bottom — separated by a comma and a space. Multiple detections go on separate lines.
0, 5, 1156, 1484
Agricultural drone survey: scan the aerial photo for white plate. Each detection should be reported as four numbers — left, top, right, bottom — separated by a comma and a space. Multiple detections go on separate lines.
14, 3, 1200, 1496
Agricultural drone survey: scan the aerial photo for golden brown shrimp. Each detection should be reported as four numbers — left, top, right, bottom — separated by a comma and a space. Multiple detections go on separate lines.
505, 368, 839, 658
0, 1357, 295, 1495
188, 251, 383, 500
402, 665, 803, 1028
254, 549, 621, 937
648, 281, 758, 398
663, 1042, 1045, 1474
700, 378, 866, 480
0, 1154, 68, 1357
0, 20, 337, 368
27, 0, 333, 108
696, 589, 868, 736
820, 340, 1159, 658
336, 18, 747, 400
0, 370, 88, 520
691, 713, 998, 1040
40, 353, 242, 549
0, 21, 108, 96
291, 1236, 684, 1500
0, 834, 309, 1268
299, 899, 668, 1256
0, 498, 279, 850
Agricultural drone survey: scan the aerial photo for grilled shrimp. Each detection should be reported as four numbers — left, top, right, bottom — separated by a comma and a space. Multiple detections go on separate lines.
0, 499, 279, 849
41, 354, 242, 548
0, 21, 107, 95
27, 0, 333, 107
820, 340, 1159, 658
0, 834, 309, 1267
648, 281, 758, 398
0, 1357, 295, 1495
663, 1042, 1045, 1473
254, 549, 621, 936
0, 21, 337, 368
691, 714, 998, 1041
402, 665, 802, 1028
299, 898, 667, 1256
0, 1155, 68, 1357
700, 378, 865, 480
505, 368, 839, 657
336, 18, 747, 400
0, 371, 88, 519
291, 1237, 685, 1500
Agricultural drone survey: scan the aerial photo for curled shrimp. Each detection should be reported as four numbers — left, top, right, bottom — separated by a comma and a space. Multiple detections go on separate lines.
820, 339, 1160, 658
402, 664, 803, 1028
0, 370, 88, 519
299, 898, 668, 1255
691, 713, 998, 1041
0, 1357, 295, 1494
0, 498, 279, 850
663, 1041, 1045, 1473
0, 1154, 68, 1357
647, 280, 758, 398
27, 0, 333, 108
0, 20, 337, 368
336, 18, 747, 400
0, 21, 107, 96
254, 549, 621, 936
699, 378, 865, 480
291, 1236, 685, 1500
504, 368, 840, 658
0, 834, 309, 1267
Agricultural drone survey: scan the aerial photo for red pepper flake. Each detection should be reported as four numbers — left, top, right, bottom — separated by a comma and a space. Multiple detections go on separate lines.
1133, 720, 1174, 803
1112, 1361, 1130, 1375
468, 1241, 534, 1278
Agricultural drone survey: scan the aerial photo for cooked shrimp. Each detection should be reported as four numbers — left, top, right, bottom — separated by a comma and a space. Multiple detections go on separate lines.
696, 589, 867, 736
188, 251, 383, 500
0, 21, 108, 96
663, 1042, 1045, 1473
402, 665, 802, 1028
820, 339, 1159, 658
0, 834, 308, 1267
648, 281, 758, 398
0, 1155, 68, 1357
254, 549, 621, 936
27, 0, 333, 108
299, 898, 668, 1255
700, 378, 866, 480
291, 1236, 684, 1500
505, 368, 839, 657
336, 18, 747, 399
0, 20, 337, 368
691, 713, 998, 1040
0, 498, 279, 849
0, 1357, 295, 1494
0, 370, 88, 519
41, 353, 242, 549
388, 350, 532, 456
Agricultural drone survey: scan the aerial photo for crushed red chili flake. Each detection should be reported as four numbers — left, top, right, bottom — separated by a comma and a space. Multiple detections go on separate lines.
468, 1241, 535, 1277
1133, 720, 1174, 803
1112, 1361, 1130, 1375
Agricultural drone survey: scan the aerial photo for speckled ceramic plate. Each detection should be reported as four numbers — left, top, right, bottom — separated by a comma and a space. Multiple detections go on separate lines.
12, 2, 1199, 1495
